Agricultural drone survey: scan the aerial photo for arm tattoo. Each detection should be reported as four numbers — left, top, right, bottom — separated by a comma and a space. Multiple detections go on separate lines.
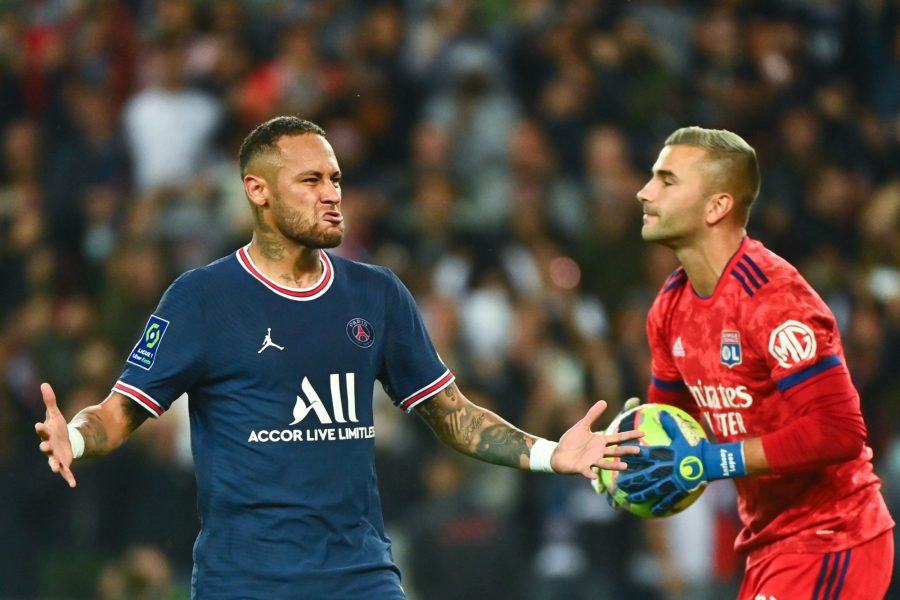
80, 412, 108, 457
75, 397, 149, 458
463, 413, 485, 445
417, 398, 458, 436
475, 425, 530, 467
417, 384, 531, 468
120, 398, 151, 432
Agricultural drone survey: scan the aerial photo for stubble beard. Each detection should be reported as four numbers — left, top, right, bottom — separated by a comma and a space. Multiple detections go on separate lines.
271, 196, 344, 250
640, 220, 663, 243
641, 219, 679, 249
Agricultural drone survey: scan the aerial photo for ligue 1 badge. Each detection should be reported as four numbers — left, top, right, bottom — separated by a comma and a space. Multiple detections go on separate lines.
127, 314, 170, 370
720, 330, 742, 367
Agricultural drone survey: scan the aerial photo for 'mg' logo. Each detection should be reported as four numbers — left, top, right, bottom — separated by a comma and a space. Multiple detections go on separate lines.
145, 323, 162, 348
679, 456, 704, 481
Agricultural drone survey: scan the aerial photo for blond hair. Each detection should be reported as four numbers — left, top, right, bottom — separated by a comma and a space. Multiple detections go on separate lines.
665, 126, 760, 224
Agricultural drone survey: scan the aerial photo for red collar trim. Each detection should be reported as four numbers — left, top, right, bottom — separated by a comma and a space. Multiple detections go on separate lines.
236, 245, 334, 301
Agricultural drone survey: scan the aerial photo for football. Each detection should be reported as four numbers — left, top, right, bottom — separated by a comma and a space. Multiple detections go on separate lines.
595, 403, 708, 518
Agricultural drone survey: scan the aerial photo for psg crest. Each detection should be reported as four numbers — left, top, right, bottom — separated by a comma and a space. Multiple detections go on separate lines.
346, 318, 375, 348
720, 330, 742, 367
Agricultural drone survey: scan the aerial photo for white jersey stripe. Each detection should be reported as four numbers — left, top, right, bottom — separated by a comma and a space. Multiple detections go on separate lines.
401, 370, 455, 412
236, 245, 335, 301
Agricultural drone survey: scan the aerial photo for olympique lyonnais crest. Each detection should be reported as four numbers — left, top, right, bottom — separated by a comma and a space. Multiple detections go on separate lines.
346, 318, 375, 348
720, 330, 742, 367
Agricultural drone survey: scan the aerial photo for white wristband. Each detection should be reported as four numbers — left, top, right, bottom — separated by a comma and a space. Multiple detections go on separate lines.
529, 438, 558, 473
68, 424, 85, 460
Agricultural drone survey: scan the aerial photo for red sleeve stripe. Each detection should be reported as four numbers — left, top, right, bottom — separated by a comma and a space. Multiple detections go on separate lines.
400, 370, 455, 412
113, 381, 164, 417
237, 245, 334, 301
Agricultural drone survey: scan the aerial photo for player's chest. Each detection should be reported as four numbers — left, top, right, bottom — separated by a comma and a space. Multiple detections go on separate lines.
207, 290, 385, 381
666, 303, 757, 377
665, 302, 776, 439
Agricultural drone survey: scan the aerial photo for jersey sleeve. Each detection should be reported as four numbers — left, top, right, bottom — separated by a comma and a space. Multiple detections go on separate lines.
748, 280, 845, 392
760, 368, 867, 472
748, 279, 868, 471
113, 270, 207, 417
377, 271, 454, 412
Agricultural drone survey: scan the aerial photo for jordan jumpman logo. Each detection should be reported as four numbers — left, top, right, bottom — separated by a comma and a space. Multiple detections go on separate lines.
258, 328, 285, 353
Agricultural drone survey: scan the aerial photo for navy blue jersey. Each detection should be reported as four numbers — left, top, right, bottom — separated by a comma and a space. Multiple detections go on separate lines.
114, 246, 454, 599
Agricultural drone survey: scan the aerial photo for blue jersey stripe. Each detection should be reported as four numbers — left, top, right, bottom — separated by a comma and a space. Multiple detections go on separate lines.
730, 270, 755, 296
651, 376, 687, 392
831, 548, 852, 599
776, 355, 842, 392
741, 254, 769, 283
664, 274, 687, 292
666, 267, 686, 280
821, 549, 845, 600
736, 261, 762, 289
812, 552, 832, 600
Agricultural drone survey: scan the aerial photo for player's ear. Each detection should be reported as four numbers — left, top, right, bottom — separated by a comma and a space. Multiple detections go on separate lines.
244, 173, 270, 208
705, 192, 734, 226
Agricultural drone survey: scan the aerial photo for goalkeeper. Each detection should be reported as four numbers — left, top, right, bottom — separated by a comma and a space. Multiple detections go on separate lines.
615, 127, 893, 599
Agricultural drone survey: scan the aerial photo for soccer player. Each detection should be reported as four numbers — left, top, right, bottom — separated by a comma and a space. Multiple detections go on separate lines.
617, 126, 895, 599
34, 116, 643, 599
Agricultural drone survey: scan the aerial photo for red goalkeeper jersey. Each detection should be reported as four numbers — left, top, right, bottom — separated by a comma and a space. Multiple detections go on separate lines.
646, 237, 893, 563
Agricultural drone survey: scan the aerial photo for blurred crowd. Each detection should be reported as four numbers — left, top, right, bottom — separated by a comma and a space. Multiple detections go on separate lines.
1, 0, 898, 598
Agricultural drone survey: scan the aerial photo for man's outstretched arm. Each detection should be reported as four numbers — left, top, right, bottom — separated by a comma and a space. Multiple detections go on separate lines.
415, 383, 642, 479
34, 383, 150, 488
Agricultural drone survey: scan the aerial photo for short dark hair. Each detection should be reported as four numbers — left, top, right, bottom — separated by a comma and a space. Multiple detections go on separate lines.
238, 116, 326, 177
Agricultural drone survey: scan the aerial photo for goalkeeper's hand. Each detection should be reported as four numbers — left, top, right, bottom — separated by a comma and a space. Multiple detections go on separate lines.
591, 397, 641, 500
616, 411, 746, 516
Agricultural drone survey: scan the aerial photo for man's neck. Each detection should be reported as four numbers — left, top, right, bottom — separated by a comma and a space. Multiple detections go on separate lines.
247, 233, 323, 288
675, 230, 746, 297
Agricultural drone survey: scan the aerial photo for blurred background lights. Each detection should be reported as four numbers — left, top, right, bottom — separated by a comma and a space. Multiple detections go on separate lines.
549, 256, 581, 290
